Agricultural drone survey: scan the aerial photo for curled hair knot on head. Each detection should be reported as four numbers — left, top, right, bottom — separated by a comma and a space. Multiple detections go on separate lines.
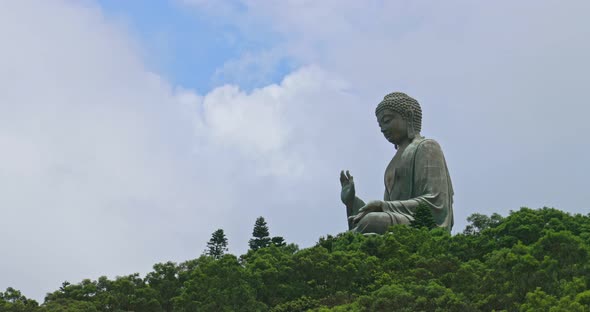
375, 92, 422, 133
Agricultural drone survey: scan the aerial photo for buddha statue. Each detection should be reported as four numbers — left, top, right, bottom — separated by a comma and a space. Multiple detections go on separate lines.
340, 92, 454, 234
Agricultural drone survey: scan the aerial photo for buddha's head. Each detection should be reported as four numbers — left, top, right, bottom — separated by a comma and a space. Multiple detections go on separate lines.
375, 92, 422, 148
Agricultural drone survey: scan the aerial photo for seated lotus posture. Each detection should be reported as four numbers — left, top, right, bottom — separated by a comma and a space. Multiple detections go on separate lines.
341, 92, 454, 234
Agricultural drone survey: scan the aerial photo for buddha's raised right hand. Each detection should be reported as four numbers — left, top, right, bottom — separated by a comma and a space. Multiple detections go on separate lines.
340, 170, 356, 207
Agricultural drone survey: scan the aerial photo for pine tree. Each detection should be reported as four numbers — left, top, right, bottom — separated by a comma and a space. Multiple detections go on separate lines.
205, 229, 228, 259
271, 236, 286, 247
249, 217, 271, 251
410, 203, 437, 230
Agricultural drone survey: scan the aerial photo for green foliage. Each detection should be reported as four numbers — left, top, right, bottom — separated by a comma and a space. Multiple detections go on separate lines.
270, 296, 319, 312
409, 202, 437, 230
271, 236, 286, 247
5, 207, 590, 311
249, 216, 271, 251
172, 255, 265, 311
39, 299, 98, 312
248, 216, 287, 251
205, 229, 228, 259
463, 213, 503, 235
0, 287, 39, 312
145, 262, 181, 311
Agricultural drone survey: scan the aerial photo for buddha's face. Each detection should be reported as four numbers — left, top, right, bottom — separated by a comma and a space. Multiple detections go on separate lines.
376, 108, 408, 145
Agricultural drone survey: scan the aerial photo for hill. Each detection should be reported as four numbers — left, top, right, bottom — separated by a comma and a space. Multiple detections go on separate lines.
2, 207, 590, 311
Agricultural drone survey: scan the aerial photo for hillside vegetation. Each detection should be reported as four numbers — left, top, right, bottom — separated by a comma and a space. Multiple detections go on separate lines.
2, 207, 590, 311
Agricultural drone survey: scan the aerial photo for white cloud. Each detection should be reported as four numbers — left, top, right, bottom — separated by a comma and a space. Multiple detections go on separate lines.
199, 66, 356, 176
203, 84, 285, 155
212, 48, 288, 88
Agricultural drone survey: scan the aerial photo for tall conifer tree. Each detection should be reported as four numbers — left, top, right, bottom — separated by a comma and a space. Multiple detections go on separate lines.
249, 217, 271, 250
410, 203, 437, 230
206, 229, 228, 259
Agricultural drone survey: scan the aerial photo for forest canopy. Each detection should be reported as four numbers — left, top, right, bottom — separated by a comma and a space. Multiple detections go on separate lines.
2, 207, 590, 311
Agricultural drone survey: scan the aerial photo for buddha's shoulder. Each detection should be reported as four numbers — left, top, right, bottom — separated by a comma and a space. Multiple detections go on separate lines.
415, 137, 445, 154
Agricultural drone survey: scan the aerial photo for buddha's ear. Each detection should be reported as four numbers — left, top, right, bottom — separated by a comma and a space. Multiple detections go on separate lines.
407, 110, 416, 140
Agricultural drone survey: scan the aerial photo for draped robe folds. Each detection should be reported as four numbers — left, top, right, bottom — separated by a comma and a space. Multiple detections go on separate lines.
352, 136, 454, 233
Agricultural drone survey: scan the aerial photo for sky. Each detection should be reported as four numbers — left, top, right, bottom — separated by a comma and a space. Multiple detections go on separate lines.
1, 0, 589, 301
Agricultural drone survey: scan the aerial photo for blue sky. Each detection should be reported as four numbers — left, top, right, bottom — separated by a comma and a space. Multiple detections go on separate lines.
1, 0, 589, 301
97, 0, 292, 92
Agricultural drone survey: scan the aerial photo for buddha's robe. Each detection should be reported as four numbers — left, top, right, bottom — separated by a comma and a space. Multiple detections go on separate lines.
353, 136, 454, 233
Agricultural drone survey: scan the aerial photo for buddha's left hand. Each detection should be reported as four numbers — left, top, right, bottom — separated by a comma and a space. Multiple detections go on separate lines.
349, 200, 384, 224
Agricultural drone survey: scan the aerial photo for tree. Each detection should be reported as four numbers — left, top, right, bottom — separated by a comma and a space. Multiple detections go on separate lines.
271, 236, 286, 247
249, 217, 271, 251
463, 213, 503, 235
145, 262, 180, 311
172, 255, 265, 311
0, 287, 39, 312
248, 217, 287, 251
205, 229, 228, 259
410, 203, 437, 230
